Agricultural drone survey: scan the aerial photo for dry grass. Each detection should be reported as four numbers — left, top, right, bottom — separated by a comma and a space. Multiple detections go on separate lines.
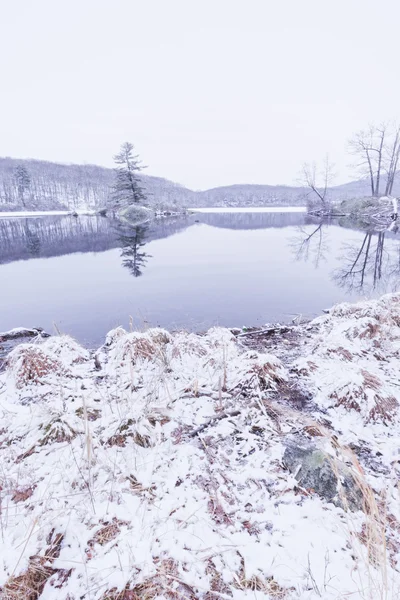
233, 554, 290, 598
118, 336, 158, 363
329, 369, 399, 423
0, 530, 63, 600
106, 419, 153, 448
250, 361, 285, 389
88, 518, 129, 549
101, 559, 197, 600
326, 346, 354, 361
11, 486, 35, 503
330, 444, 399, 600
7, 346, 67, 389
38, 418, 77, 446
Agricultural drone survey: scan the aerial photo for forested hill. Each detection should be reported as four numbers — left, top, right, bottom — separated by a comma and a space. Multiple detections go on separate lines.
0, 156, 395, 211
0, 157, 194, 211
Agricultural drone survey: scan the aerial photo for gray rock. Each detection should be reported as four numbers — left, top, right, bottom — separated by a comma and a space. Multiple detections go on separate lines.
283, 436, 363, 511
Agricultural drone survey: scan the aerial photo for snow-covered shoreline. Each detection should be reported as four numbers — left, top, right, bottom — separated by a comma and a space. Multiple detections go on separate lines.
1, 294, 400, 599
189, 206, 307, 213
0, 206, 307, 219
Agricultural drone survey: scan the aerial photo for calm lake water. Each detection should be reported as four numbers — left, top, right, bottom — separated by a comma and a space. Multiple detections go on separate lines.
1, 210, 399, 347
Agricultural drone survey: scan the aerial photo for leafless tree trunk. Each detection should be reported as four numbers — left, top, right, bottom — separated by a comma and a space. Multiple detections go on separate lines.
385, 125, 400, 196
300, 155, 335, 213
349, 129, 376, 196
373, 125, 386, 197
349, 122, 400, 198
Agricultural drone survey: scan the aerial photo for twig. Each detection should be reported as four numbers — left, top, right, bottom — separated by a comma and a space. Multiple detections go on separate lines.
189, 410, 241, 438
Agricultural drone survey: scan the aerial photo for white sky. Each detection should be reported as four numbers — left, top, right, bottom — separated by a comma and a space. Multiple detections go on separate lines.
1, 0, 399, 190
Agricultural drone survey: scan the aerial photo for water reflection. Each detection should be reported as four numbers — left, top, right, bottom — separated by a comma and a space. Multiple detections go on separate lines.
25, 222, 42, 257
115, 223, 151, 277
2, 211, 400, 346
334, 230, 400, 292
292, 220, 400, 294
290, 223, 328, 268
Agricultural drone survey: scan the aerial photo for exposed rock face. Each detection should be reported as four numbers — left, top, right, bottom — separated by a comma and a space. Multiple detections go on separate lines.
0, 328, 50, 372
283, 435, 363, 511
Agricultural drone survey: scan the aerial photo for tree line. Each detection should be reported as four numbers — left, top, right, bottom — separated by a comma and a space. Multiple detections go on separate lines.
0, 153, 188, 211
301, 120, 400, 212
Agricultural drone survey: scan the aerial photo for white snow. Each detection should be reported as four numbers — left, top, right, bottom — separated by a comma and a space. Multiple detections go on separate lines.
189, 207, 307, 213
0, 297, 399, 599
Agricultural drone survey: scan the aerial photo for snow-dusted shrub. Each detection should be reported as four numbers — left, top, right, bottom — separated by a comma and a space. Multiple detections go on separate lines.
6, 344, 67, 389
43, 335, 89, 365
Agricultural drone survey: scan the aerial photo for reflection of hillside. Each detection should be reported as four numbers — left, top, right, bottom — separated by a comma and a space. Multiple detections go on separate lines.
0, 212, 317, 266
0, 216, 193, 265
188, 211, 315, 230
0, 217, 118, 264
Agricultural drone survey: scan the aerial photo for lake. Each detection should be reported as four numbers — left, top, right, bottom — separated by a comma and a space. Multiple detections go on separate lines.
1, 210, 399, 347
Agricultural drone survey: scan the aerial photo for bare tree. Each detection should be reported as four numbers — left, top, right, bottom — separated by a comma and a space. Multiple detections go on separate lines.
299, 155, 335, 213
349, 121, 400, 197
349, 127, 376, 196
384, 125, 400, 196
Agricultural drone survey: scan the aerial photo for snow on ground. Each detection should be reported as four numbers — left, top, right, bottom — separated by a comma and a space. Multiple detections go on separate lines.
0, 296, 400, 599
188, 207, 307, 213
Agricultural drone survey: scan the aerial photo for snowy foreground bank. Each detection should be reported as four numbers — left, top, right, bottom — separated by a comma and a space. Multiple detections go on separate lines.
1, 295, 400, 599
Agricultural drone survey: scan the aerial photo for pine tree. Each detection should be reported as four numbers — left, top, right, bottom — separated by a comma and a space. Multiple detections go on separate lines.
112, 142, 146, 208
14, 165, 31, 207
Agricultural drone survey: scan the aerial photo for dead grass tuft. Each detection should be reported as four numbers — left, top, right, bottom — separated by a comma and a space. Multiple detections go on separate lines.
331, 389, 362, 413
205, 559, 233, 599
147, 329, 171, 346
238, 575, 287, 597
327, 346, 354, 361
119, 336, 157, 363
208, 497, 233, 526
171, 335, 208, 359
106, 420, 153, 448
102, 558, 197, 600
369, 395, 399, 423
357, 322, 380, 339
39, 418, 77, 445
361, 369, 382, 391
233, 556, 290, 598
88, 518, 129, 548
1, 530, 63, 599
11, 485, 36, 503
7, 346, 67, 389
75, 406, 101, 421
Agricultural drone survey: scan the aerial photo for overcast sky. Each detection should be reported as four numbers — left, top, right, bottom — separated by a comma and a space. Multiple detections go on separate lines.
1, 0, 399, 190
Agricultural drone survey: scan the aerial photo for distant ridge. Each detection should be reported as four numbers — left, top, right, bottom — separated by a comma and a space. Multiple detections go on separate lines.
0, 156, 398, 211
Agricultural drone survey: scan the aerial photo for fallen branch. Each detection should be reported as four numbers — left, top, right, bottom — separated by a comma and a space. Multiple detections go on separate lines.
189, 409, 241, 437
237, 325, 292, 338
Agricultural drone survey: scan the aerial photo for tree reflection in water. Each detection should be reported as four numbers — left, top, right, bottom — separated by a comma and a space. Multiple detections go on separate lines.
24, 223, 41, 257
290, 223, 328, 268
115, 223, 151, 277
291, 220, 400, 294
333, 226, 400, 293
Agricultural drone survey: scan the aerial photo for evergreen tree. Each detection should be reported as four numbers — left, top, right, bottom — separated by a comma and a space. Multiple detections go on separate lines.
112, 142, 146, 208
14, 165, 31, 207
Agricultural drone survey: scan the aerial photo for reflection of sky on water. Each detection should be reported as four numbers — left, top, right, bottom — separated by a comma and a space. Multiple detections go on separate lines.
0, 213, 399, 347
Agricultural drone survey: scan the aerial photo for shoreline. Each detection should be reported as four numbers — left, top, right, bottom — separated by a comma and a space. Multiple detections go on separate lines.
1, 293, 400, 598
